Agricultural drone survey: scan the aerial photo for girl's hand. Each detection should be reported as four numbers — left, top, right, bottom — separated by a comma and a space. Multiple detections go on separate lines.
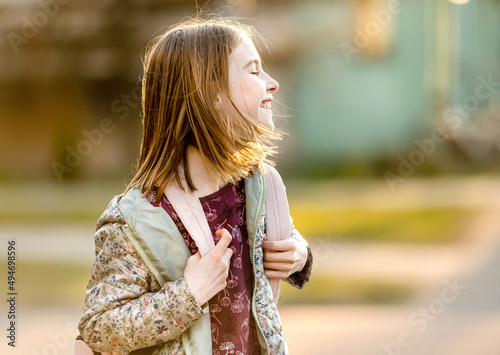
183, 229, 233, 306
262, 237, 308, 279
80, 231, 233, 355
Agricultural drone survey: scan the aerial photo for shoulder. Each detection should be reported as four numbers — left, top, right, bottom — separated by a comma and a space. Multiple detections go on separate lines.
254, 163, 281, 179
263, 163, 279, 175
93, 194, 127, 256
92, 193, 152, 277
94, 188, 156, 241
246, 163, 283, 187
262, 163, 286, 191
94, 189, 146, 255
95, 189, 154, 229
96, 194, 127, 231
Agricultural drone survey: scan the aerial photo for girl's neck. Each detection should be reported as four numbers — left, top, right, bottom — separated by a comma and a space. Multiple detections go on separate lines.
186, 146, 228, 197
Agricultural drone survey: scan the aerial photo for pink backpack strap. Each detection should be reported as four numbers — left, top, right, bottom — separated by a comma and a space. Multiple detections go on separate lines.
264, 164, 291, 243
164, 175, 215, 257
263, 164, 291, 303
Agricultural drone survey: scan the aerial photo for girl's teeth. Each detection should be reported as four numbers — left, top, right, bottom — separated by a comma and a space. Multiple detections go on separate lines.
261, 101, 271, 109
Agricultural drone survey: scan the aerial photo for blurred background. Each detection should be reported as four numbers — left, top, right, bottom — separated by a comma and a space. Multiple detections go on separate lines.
1, 0, 500, 354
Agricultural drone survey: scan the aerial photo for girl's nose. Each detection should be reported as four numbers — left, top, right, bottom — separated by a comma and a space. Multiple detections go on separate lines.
267, 76, 279, 93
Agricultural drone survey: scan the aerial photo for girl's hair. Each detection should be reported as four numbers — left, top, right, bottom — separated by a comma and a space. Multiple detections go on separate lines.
125, 17, 280, 201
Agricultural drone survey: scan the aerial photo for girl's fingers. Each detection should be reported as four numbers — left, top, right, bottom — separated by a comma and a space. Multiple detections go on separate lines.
213, 229, 232, 256
222, 248, 233, 263
264, 269, 289, 279
263, 261, 291, 271
262, 239, 294, 252
263, 250, 294, 263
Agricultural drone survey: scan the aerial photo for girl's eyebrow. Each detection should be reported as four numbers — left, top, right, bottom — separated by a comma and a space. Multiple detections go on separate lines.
243, 59, 260, 69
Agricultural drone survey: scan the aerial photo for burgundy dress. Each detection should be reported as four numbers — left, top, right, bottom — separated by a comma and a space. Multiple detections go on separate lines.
149, 181, 261, 354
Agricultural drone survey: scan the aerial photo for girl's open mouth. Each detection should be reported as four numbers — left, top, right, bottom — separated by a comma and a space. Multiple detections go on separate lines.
260, 100, 272, 109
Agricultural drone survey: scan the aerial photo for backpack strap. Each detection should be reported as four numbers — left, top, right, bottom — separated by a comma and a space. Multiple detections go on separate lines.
263, 164, 291, 244
164, 175, 214, 257
263, 164, 291, 303
164, 165, 291, 303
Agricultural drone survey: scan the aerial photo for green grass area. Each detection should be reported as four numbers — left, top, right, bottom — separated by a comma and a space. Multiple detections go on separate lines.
279, 276, 414, 305
290, 208, 476, 243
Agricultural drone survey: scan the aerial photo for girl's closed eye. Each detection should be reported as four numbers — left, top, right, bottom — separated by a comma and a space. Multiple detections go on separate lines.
251, 71, 260, 76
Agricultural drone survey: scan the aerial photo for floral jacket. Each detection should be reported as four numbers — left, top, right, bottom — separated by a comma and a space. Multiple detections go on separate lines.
78, 172, 313, 355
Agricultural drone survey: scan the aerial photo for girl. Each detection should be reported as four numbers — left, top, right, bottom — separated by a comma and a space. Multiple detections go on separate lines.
77, 17, 312, 355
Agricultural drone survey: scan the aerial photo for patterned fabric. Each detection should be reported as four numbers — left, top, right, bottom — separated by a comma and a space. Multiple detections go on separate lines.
148, 181, 260, 354
78, 196, 205, 354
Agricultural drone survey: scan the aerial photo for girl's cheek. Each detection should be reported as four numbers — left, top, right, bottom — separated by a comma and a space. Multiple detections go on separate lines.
250, 79, 265, 94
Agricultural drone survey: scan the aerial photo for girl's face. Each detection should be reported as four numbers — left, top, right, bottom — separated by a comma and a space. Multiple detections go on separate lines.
225, 36, 279, 130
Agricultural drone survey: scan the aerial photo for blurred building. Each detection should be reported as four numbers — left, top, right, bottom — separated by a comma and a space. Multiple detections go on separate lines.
0, 0, 499, 181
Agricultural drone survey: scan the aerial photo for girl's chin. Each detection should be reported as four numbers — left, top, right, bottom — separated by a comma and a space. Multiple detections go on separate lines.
258, 110, 274, 131
258, 119, 274, 131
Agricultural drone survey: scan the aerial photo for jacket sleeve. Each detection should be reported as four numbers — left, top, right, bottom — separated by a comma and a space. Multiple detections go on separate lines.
78, 221, 207, 353
285, 224, 313, 288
